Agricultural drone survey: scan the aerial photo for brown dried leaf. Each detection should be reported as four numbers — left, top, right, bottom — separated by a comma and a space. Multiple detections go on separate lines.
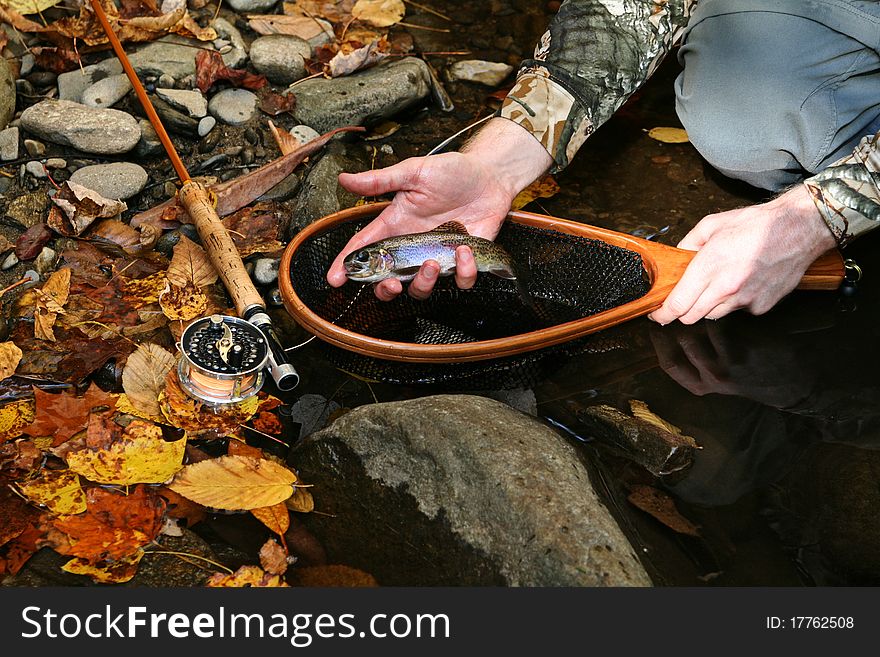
248, 14, 334, 41
284, 0, 355, 22
206, 564, 289, 587
159, 370, 259, 439
0, 342, 22, 380
511, 175, 560, 211
259, 538, 290, 575
49, 181, 127, 237
61, 550, 144, 583
158, 486, 206, 527
159, 280, 208, 321
122, 342, 177, 419
168, 455, 297, 510
647, 127, 689, 143
258, 87, 297, 116
223, 205, 284, 257
166, 235, 218, 288
87, 219, 160, 257
326, 37, 390, 77
627, 484, 701, 537
0, 522, 41, 576
251, 501, 290, 536
351, 0, 404, 27
285, 486, 315, 513
195, 49, 267, 94
23, 382, 115, 446
33, 268, 72, 342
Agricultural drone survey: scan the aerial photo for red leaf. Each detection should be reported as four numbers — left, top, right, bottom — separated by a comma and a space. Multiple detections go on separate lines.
22, 383, 116, 447
195, 50, 267, 94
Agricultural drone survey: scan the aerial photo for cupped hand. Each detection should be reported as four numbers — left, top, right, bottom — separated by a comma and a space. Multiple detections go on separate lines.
648, 184, 838, 325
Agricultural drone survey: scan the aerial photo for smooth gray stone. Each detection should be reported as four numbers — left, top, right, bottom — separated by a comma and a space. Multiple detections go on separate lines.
212, 18, 248, 69
252, 257, 280, 285
0, 57, 15, 131
2, 252, 18, 270
156, 88, 208, 118
447, 59, 514, 86
208, 88, 258, 126
293, 58, 432, 133
81, 73, 132, 108
297, 395, 652, 586
0, 127, 18, 161
69, 162, 149, 200
25, 161, 46, 179
135, 119, 164, 158
20, 100, 140, 155
57, 60, 123, 103
34, 247, 57, 275
197, 115, 217, 137
23, 139, 44, 157
249, 35, 310, 85
289, 124, 320, 146
224, 0, 278, 12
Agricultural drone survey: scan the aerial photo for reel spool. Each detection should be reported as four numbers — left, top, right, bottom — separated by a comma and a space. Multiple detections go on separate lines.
178, 314, 269, 405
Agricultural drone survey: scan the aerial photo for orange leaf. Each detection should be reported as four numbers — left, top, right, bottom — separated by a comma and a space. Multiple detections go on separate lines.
259, 538, 289, 576
23, 383, 115, 447
206, 564, 288, 587
251, 501, 290, 537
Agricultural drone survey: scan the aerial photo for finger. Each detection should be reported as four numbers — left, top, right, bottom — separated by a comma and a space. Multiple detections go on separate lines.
454, 246, 477, 289
326, 208, 404, 287
338, 158, 425, 196
648, 269, 710, 325
407, 260, 440, 300
676, 285, 737, 325
704, 299, 742, 321
677, 214, 721, 251
373, 278, 403, 301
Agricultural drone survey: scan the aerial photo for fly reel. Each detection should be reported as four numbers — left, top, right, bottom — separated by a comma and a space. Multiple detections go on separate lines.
178, 314, 270, 405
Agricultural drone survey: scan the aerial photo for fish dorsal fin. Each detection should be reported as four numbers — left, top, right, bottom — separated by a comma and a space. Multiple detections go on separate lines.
431, 221, 470, 235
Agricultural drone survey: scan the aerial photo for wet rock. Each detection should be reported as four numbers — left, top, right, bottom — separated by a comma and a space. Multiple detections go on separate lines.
198, 115, 217, 137
23, 138, 44, 157
156, 88, 208, 118
284, 141, 365, 230
208, 88, 258, 126
249, 35, 310, 85
135, 119, 165, 157
447, 60, 514, 86
126, 530, 220, 587
212, 18, 248, 69
296, 395, 651, 586
15, 79, 34, 99
0, 57, 16, 130
34, 247, 57, 275
26, 71, 56, 88
225, 0, 278, 13
0, 127, 18, 161
293, 58, 432, 133
69, 162, 149, 201
25, 161, 46, 179
252, 257, 280, 285
5, 192, 47, 227
20, 100, 140, 155
145, 94, 200, 135
81, 73, 132, 108
19, 53, 34, 78
57, 60, 123, 103
155, 229, 181, 257
157, 73, 175, 88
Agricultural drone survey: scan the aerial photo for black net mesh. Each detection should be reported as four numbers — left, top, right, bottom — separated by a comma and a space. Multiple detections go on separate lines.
287, 219, 651, 387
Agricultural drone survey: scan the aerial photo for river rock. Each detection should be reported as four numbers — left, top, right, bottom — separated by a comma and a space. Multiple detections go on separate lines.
252, 257, 280, 285
208, 88, 258, 126
58, 60, 123, 103
293, 58, 432, 133
283, 141, 365, 232
0, 57, 14, 131
135, 119, 164, 157
128, 36, 203, 80
198, 115, 217, 137
295, 395, 651, 586
0, 127, 18, 161
289, 124, 320, 147
69, 162, 149, 200
25, 161, 46, 179
212, 18, 248, 69
249, 35, 310, 85
20, 100, 140, 155
156, 88, 208, 118
81, 73, 132, 108
225, 0, 278, 12
447, 59, 514, 86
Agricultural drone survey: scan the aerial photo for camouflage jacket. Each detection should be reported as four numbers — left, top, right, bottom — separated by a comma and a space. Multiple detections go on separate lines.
499, 0, 880, 246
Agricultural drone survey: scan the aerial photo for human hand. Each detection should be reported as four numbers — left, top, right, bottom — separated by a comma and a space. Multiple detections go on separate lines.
326, 118, 553, 300
648, 184, 837, 324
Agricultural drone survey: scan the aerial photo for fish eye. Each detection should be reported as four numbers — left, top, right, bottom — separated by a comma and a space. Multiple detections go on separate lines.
355, 251, 370, 263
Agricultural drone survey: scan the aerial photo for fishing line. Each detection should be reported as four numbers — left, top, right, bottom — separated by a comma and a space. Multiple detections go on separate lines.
285, 284, 368, 352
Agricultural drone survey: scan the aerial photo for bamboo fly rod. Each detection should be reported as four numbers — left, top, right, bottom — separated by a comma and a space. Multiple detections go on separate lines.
88, 0, 299, 391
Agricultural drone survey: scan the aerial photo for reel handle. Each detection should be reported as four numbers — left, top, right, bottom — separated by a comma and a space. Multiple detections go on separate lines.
178, 181, 299, 391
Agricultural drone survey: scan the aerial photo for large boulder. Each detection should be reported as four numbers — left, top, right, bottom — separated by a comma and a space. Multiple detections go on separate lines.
295, 395, 651, 586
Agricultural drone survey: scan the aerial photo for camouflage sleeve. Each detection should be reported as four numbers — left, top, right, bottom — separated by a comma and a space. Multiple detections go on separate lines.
498, 0, 696, 171
803, 132, 880, 247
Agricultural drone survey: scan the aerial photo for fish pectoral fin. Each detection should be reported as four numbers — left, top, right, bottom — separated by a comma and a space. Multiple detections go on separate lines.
488, 266, 517, 280
394, 266, 423, 277
431, 221, 469, 235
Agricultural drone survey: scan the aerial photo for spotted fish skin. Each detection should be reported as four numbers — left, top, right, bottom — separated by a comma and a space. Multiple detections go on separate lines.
343, 221, 517, 283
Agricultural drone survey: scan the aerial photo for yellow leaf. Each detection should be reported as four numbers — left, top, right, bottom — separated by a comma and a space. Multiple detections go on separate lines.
116, 393, 160, 421
251, 501, 290, 536
647, 127, 689, 144
0, 341, 22, 380
0, 0, 63, 15
61, 550, 144, 584
122, 343, 177, 419
629, 400, 700, 449
351, 0, 404, 26
285, 486, 315, 513
159, 280, 208, 321
166, 236, 218, 289
206, 564, 289, 587
0, 398, 36, 443
169, 455, 297, 510
511, 175, 560, 211
120, 272, 168, 308
18, 469, 87, 515
33, 268, 71, 341
65, 420, 186, 485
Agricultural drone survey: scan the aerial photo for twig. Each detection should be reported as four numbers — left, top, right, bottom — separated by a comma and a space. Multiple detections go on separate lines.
287, 71, 323, 90
239, 424, 291, 448
145, 547, 234, 574
402, 0, 451, 21
211, 0, 223, 23
398, 21, 450, 32
0, 276, 34, 298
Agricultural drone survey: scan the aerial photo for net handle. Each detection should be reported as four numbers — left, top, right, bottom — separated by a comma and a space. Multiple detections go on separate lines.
279, 203, 844, 363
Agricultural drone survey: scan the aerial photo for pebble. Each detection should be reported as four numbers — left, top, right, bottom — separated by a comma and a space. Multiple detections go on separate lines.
194, 153, 228, 173
212, 18, 248, 69
289, 124, 320, 147
22, 270, 39, 288
26, 71, 57, 88
164, 181, 178, 198
155, 229, 181, 257
241, 146, 254, 165
15, 79, 34, 98
0, 126, 18, 161
224, 0, 279, 13
197, 115, 217, 138
19, 53, 34, 78
0, 56, 13, 132
69, 162, 149, 200
2, 252, 18, 270
157, 73, 175, 88
23, 139, 45, 157
57, 60, 123, 103
208, 89, 258, 126
20, 100, 140, 155
156, 88, 208, 118
249, 35, 311, 85
253, 257, 280, 285
135, 119, 164, 158
380, 144, 393, 155
447, 60, 514, 87
34, 247, 57, 275
244, 128, 261, 145
81, 73, 132, 108
45, 158, 66, 169
25, 161, 46, 179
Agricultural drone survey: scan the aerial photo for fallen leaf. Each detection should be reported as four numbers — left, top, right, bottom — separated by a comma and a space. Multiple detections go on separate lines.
627, 484, 700, 537
195, 49, 267, 94
629, 399, 699, 448
251, 501, 290, 536
284, 0, 354, 22
46, 485, 165, 561
33, 267, 72, 342
0, 342, 22, 380
166, 235, 218, 288
206, 564, 289, 587
61, 550, 144, 583
158, 486, 206, 527
289, 393, 340, 440
159, 280, 208, 322
252, 410, 283, 435
0, 437, 42, 474
326, 37, 390, 77
351, 0, 404, 26
66, 415, 186, 485
169, 454, 297, 510
31, 46, 81, 74
15, 222, 52, 261
289, 564, 378, 587
259, 538, 290, 575
227, 439, 265, 459
0, 522, 41, 576
87, 219, 159, 257
2, 0, 63, 15
285, 486, 315, 513
511, 175, 560, 211
0, 399, 37, 443
0, 234, 13, 255
49, 182, 127, 237
0, 480, 39, 548
257, 87, 297, 116
122, 343, 177, 419
222, 204, 284, 257
18, 470, 87, 515
23, 383, 114, 446
647, 127, 689, 144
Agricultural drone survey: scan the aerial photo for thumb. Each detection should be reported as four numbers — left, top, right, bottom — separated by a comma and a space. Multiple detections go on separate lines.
338, 157, 425, 196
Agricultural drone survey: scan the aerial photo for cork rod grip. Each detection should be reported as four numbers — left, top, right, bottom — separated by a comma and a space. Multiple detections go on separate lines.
177, 181, 264, 314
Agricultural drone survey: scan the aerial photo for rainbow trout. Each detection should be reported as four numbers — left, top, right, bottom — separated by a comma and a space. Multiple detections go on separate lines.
343, 221, 517, 283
